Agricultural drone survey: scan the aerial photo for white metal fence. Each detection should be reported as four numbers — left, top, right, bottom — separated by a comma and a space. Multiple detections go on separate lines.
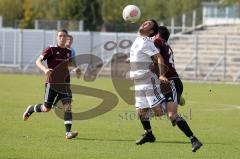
0, 28, 240, 82
0, 29, 135, 70
170, 34, 240, 82
161, 7, 203, 35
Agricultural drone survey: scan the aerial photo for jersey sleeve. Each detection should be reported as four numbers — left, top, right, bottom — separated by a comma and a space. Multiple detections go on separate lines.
154, 38, 163, 49
70, 48, 77, 65
71, 48, 76, 57
40, 47, 52, 61
144, 40, 159, 57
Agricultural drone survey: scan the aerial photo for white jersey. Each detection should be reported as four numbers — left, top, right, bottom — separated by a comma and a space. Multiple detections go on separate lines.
130, 36, 159, 79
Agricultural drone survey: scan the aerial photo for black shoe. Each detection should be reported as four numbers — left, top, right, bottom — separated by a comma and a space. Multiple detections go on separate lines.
191, 137, 203, 152
136, 132, 156, 145
23, 105, 34, 121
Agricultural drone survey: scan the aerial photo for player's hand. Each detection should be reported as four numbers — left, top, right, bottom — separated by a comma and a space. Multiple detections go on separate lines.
149, 63, 155, 71
44, 69, 53, 77
159, 75, 168, 83
125, 58, 130, 63
73, 67, 81, 79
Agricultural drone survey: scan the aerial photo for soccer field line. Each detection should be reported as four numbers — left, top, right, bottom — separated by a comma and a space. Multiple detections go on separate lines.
188, 100, 240, 111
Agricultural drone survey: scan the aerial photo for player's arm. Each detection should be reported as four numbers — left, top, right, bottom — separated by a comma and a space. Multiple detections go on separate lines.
125, 58, 130, 63
152, 53, 168, 82
35, 56, 52, 76
152, 39, 168, 82
68, 61, 81, 79
67, 49, 81, 78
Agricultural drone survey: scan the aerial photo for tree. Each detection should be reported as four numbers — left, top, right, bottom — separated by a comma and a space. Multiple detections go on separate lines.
0, 0, 23, 27
31, 0, 103, 31
82, 0, 103, 31
221, 0, 240, 4
19, 0, 34, 28
31, 0, 58, 20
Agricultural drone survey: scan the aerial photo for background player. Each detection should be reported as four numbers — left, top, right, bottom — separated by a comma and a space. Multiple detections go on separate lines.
66, 35, 77, 67
22, 29, 81, 139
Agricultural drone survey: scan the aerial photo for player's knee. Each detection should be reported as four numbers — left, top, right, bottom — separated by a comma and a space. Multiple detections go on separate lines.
168, 113, 176, 121
170, 114, 185, 126
41, 105, 51, 112
137, 108, 148, 116
64, 103, 72, 112
152, 106, 162, 117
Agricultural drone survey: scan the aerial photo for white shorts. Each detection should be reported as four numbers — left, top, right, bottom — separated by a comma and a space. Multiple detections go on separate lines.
134, 72, 165, 109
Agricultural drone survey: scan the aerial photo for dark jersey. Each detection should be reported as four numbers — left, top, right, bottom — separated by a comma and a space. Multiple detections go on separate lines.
153, 37, 179, 79
41, 45, 72, 83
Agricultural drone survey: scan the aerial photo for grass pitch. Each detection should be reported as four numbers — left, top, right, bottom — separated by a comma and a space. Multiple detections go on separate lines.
0, 74, 240, 159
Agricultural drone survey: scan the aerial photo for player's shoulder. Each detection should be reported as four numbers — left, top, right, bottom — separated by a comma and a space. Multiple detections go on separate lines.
139, 37, 154, 47
154, 37, 164, 46
136, 36, 151, 42
44, 44, 57, 51
142, 37, 152, 42
47, 44, 57, 48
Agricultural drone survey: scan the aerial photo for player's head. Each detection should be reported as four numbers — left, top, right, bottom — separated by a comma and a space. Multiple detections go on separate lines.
57, 29, 68, 47
158, 26, 170, 41
66, 35, 73, 48
139, 19, 159, 37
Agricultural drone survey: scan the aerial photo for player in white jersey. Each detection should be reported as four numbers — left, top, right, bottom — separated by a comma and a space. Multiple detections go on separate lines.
129, 19, 168, 145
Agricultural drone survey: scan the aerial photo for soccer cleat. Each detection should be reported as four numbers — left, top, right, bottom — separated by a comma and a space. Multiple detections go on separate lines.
23, 105, 34, 121
65, 131, 78, 139
191, 137, 203, 152
136, 132, 156, 145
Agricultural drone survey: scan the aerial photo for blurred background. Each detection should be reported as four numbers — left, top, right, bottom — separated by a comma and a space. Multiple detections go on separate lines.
0, 0, 240, 82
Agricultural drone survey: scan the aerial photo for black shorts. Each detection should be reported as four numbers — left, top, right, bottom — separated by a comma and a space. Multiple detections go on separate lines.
44, 83, 72, 109
160, 78, 183, 104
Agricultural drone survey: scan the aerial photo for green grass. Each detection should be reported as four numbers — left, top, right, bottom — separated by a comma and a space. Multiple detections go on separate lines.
0, 73, 240, 159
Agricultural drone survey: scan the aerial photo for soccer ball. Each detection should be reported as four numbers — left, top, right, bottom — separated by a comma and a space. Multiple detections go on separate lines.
122, 5, 141, 23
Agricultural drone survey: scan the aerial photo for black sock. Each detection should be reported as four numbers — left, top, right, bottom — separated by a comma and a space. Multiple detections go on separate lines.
176, 117, 194, 138
140, 116, 152, 133
34, 104, 42, 112
28, 105, 35, 114
64, 111, 72, 133
65, 124, 72, 133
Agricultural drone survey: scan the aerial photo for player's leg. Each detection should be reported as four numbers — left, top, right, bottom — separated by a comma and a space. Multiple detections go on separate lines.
59, 87, 78, 139
167, 101, 202, 152
135, 73, 165, 145
134, 79, 157, 145
62, 101, 78, 139
136, 100, 164, 145
173, 78, 185, 106
135, 107, 156, 145
146, 73, 165, 118
166, 80, 202, 151
151, 105, 163, 117
23, 83, 56, 121
138, 108, 152, 133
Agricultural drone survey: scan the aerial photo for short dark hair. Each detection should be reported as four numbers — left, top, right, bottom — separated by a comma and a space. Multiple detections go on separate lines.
67, 35, 73, 39
57, 29, 68, 35
158, 26, 170, 41
149, 19, 159, 37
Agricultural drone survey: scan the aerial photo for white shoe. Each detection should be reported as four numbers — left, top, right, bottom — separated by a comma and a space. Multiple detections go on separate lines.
65, 131, 78, 139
